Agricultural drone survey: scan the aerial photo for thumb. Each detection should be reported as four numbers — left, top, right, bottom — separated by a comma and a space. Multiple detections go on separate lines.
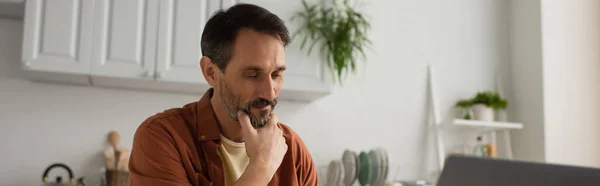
238, 111, 257, 137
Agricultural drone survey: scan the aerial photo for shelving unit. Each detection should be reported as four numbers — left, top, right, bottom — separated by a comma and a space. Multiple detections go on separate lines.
426, 65, 524, 171
453, 119, 523, 131
450, 119, 523, 160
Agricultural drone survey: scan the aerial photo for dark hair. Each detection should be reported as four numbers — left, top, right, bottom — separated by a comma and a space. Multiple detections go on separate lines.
201, 3, 290, 72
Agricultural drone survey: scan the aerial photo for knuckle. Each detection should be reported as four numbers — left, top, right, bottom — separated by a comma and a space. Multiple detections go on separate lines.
270, 115, 278, 122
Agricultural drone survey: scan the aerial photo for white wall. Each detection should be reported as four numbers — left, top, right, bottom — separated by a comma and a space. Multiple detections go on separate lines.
0, 0, 511, 185
508, 0, 546, 163
507, 0, 600, 168
541, 0, 600, 167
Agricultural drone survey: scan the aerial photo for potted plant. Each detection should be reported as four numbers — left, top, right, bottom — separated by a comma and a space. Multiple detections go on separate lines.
455, 99, 474, 120
291, 0, 371, 84
455, 91, 507, 121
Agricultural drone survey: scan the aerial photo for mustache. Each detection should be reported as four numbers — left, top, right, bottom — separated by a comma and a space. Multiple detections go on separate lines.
241, 98, 278, 114
252, 98, 278, 108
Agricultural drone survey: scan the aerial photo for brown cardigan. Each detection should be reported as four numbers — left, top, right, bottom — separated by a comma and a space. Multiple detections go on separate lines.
128, 89, 318, 186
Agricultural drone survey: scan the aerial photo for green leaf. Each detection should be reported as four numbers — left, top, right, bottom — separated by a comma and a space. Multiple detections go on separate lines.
468, 91, 508, 110
291, 0, 371, 84
300, 32, 310, 49
455, 99, 473, 108
307, 35, 322, 55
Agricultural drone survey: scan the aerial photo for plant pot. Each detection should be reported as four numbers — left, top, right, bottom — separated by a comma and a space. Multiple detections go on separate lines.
471, 104, 494, 121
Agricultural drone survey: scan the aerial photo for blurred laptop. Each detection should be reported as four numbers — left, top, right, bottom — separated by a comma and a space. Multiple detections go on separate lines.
437, 155, 600, 186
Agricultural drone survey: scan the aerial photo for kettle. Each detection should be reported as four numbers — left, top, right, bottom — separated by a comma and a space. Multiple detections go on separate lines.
42, 163, 86, 186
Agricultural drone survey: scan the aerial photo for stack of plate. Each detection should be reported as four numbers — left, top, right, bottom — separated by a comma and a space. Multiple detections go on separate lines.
358, 151, 373, 185
372, 148, 389, 186
326, 160, 343, 185
329, 148, 388, 186
342, 150, 358, 185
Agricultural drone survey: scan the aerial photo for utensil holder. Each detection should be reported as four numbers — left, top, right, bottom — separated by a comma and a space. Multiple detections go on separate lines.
105, 170, 129, 186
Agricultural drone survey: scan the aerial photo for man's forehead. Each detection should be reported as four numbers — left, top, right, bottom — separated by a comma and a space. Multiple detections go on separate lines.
226, 29, 286, 69
226, 55, 286, 72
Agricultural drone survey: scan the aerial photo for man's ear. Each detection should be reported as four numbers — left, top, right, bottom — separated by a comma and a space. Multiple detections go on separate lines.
200, 56, 219, 86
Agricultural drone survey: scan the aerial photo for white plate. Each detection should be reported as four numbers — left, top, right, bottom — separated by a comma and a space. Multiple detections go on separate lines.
380, 148, 389, 181
341, 149, 357, 185
376, 148, 389, 185
327, 160, 343, 185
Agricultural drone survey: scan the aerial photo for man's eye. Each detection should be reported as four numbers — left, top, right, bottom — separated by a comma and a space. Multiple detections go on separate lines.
246, 73, 258, 78
272, 73, 283, 79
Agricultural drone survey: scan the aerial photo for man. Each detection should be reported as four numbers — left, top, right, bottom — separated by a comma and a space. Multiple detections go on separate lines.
128, 3, 318, 186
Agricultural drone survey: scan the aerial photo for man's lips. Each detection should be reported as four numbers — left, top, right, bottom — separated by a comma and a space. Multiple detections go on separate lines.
253, 105, 270, 111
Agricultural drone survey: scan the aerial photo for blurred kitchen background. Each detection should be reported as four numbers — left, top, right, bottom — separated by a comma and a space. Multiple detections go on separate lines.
1, 0, 600, 186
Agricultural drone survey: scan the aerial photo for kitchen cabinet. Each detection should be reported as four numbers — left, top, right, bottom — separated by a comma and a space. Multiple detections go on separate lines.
21, 0, 95, 77
155, 0, 235, 84
0, 0, 25, 19
20, 0, 332, 101
90, 0, 159, 80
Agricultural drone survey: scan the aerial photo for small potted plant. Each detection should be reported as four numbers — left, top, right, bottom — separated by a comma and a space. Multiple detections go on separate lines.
455, 91, 507, 121
455, 99, 474, 120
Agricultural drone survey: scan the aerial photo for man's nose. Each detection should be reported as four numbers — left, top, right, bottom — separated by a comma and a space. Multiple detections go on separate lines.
258, 78, 277, 101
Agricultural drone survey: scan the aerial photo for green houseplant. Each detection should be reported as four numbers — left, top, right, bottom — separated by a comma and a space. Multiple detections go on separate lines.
455, 91, 508, 121
455, 99, 474, 119
291, 0, 371, 84
470, 91, 507, 110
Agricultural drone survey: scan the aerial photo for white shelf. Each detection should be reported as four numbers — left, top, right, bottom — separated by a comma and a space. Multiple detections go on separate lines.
453, 119, 523, 130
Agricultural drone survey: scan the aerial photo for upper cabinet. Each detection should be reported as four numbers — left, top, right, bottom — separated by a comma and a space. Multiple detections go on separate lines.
20, 0, 332, 101
155, 0, 236, 84
21, 0, 95, 75
90, 0, 158, 80
156, 0, 210, 85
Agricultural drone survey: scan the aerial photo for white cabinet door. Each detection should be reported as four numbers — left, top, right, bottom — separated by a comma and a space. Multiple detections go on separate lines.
155, 0, 237, 84
21, 0, 95, 74
90, 0, 159, 79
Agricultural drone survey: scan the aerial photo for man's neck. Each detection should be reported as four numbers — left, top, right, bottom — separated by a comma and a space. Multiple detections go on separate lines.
210, 95, 244, 142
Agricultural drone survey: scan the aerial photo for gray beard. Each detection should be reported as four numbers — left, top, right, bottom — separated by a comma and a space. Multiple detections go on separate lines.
218, 79, 271, 128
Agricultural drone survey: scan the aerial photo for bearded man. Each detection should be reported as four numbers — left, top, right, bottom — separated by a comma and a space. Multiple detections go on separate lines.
128, 3, 318, 186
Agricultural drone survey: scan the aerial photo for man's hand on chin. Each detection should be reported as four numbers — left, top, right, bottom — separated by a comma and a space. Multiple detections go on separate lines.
233, 111, 287, 186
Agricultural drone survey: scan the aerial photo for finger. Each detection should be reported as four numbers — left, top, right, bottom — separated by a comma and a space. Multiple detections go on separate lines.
238, 111, 257, 137
280, 136, 286, 145
265, 114, 278, 128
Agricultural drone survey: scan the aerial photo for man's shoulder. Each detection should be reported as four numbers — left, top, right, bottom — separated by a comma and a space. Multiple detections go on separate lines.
278, 123, 309, 149
138, 101, 198, 132
277, 123, 316, 171
277, 123, 297, 137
